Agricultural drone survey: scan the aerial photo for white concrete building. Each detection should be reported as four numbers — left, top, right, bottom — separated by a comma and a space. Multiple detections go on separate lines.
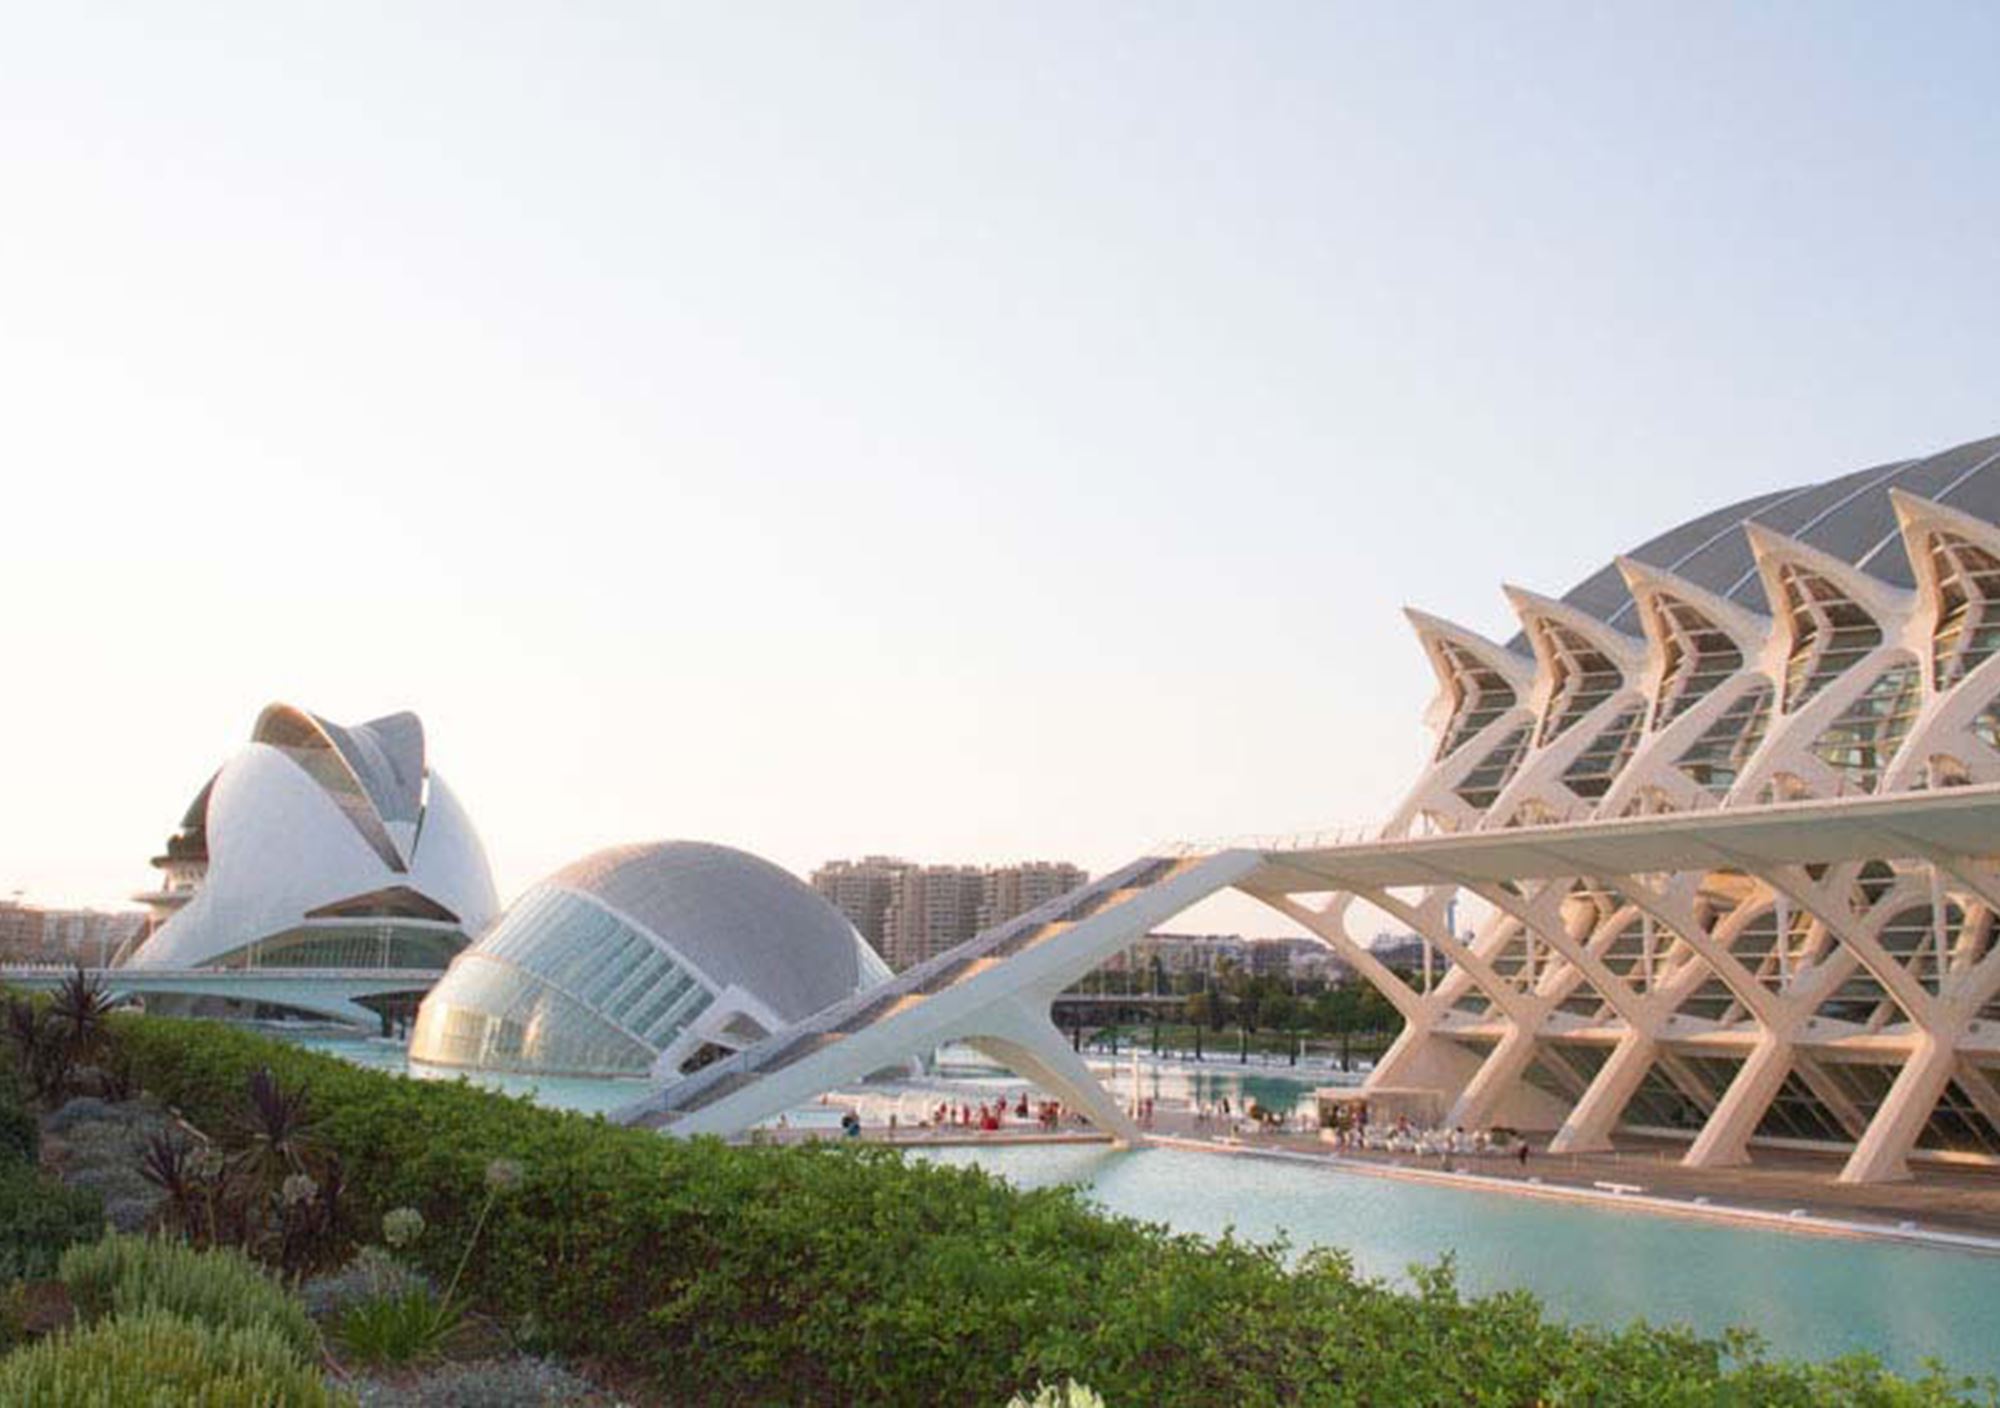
626, 431, 2000, 1186
121, 704, 500, 1020
1275, 431, 2000, 1184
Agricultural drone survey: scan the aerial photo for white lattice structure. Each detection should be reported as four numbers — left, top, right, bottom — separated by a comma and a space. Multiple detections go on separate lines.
1280, 432, 2000, 1184
619, 433, 2000, 1185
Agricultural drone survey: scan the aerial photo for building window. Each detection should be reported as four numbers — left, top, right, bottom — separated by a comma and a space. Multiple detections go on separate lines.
1534, 623, 1624, 747
1432, 641, 1518, 761
1454, 726, 1530, 811
1648, 596, 1743, 729
1561, 707, 1644, 800
1875, 901, 1962, 996
1675, 683, 1772, 797
1808, 662, 1922, 793
1778, 563, 1881, 711
1929, 532, 2000, 690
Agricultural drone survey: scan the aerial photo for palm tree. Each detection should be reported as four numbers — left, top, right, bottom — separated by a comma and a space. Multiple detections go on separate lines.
50, 966, 115, 1071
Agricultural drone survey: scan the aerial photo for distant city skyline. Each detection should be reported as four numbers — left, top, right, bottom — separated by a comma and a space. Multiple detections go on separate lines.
4, 5, 1997, 922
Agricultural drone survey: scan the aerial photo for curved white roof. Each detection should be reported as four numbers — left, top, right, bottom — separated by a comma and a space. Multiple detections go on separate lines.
546, 841, 865, 1023
126, 703, 498, 971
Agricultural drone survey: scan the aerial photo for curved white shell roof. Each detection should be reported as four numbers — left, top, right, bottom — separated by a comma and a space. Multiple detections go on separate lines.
126, 705, 498, 971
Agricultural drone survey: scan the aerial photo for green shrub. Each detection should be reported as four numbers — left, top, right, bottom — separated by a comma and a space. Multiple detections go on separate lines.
59, 1233, 320, 1362
334, 1285, 465, 1366
0, 1158, 102, 1280
109, 1015, 1993, 1407
0, 1071, 35, 1165
1008, 1381, 1105, 1408
0, 1306, 349, 1407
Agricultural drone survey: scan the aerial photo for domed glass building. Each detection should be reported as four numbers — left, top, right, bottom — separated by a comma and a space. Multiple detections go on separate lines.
409, 841, 891, 1079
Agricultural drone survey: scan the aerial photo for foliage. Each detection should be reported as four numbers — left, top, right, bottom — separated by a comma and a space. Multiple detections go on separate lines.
0, 1157, 103, 1280
331, 1160, 515, 1367
49, 966, 116, 1071
0, 1282, 26, 1355
350, 1354, 605, 1407
59, 1233, 321, 1362
1008, 1380, 1105, 1408
110, 1014, 1997, 1407
5, 993, 70, 1101
41, 1095, 171, 1233
0, 1068, 37, 1165
135, 1072, 351, 1277
0, 1306, 349, 1407
302, 1246, 433, 1321
335, 1285, 466, 1367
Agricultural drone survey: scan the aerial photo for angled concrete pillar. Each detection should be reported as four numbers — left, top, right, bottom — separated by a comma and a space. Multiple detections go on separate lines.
1445, 1025, 1540, 1130
1683, 1034, 1792, 1169
967, 1001, 1145, 1146
1368, 1022, 1486, 1109
1549, 1032, 1656, 1154
1838, 1035, 1955, 1184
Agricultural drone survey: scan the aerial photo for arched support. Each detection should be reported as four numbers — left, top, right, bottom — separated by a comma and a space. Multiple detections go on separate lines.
966, 999, 1144, 1147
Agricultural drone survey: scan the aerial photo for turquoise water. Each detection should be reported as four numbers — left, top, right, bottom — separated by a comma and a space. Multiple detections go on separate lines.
913, 1142, 2000, 1380
287, 1033, 2000, 1379
283, 1034, 652, 1115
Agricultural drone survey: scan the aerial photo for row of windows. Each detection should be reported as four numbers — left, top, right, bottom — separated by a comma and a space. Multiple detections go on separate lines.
212, 923, 466, 971
1650, 597, 1742, 729
473, 885, 714, 1049
1778, 563, 1883, 712
408, 955, 664, 1077
1432, 640, 1518, 762
1533, 623, 1623, 748
1930, 532, 2000, 690
1444, 536, 2000, 818
1808, 662, 1924, 794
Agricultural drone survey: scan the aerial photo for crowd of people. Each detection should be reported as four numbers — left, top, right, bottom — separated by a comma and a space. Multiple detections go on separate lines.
1324, 1116, 1530, 1167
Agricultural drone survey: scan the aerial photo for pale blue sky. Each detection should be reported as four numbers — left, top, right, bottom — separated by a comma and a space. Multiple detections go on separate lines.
3, 5, 1996, 912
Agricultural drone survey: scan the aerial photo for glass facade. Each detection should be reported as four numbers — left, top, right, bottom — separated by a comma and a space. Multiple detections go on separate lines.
1534, 623, 1623, 747
1649, 596, 1743, 728
1809, 662, 1922, 793
1929, 532, 2000, 689
1454, 726, 1530, 811
1674, 683, 1772, 796
1561, 707, 1643, 799
1778, 563, 1882, 711
212, 923, 465, 971
409, 885, 716, 1077
1433, 641, 1518, 761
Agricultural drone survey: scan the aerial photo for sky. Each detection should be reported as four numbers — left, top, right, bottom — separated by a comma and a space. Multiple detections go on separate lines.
2, 5, 1997, 923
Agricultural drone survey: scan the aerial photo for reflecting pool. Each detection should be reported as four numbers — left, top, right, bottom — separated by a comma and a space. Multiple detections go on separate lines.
913, 1142, 2000, 1380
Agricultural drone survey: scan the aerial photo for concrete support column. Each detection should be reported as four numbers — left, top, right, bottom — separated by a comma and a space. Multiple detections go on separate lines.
1838, 1034, 1955, 1185
1549, 1031, 1656, 1155
1683, 1034, 1792, 1170
1445, 1024, 1540, 1130
1368, 1021, 1487, 1111
966, 1002, 1145, 1146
